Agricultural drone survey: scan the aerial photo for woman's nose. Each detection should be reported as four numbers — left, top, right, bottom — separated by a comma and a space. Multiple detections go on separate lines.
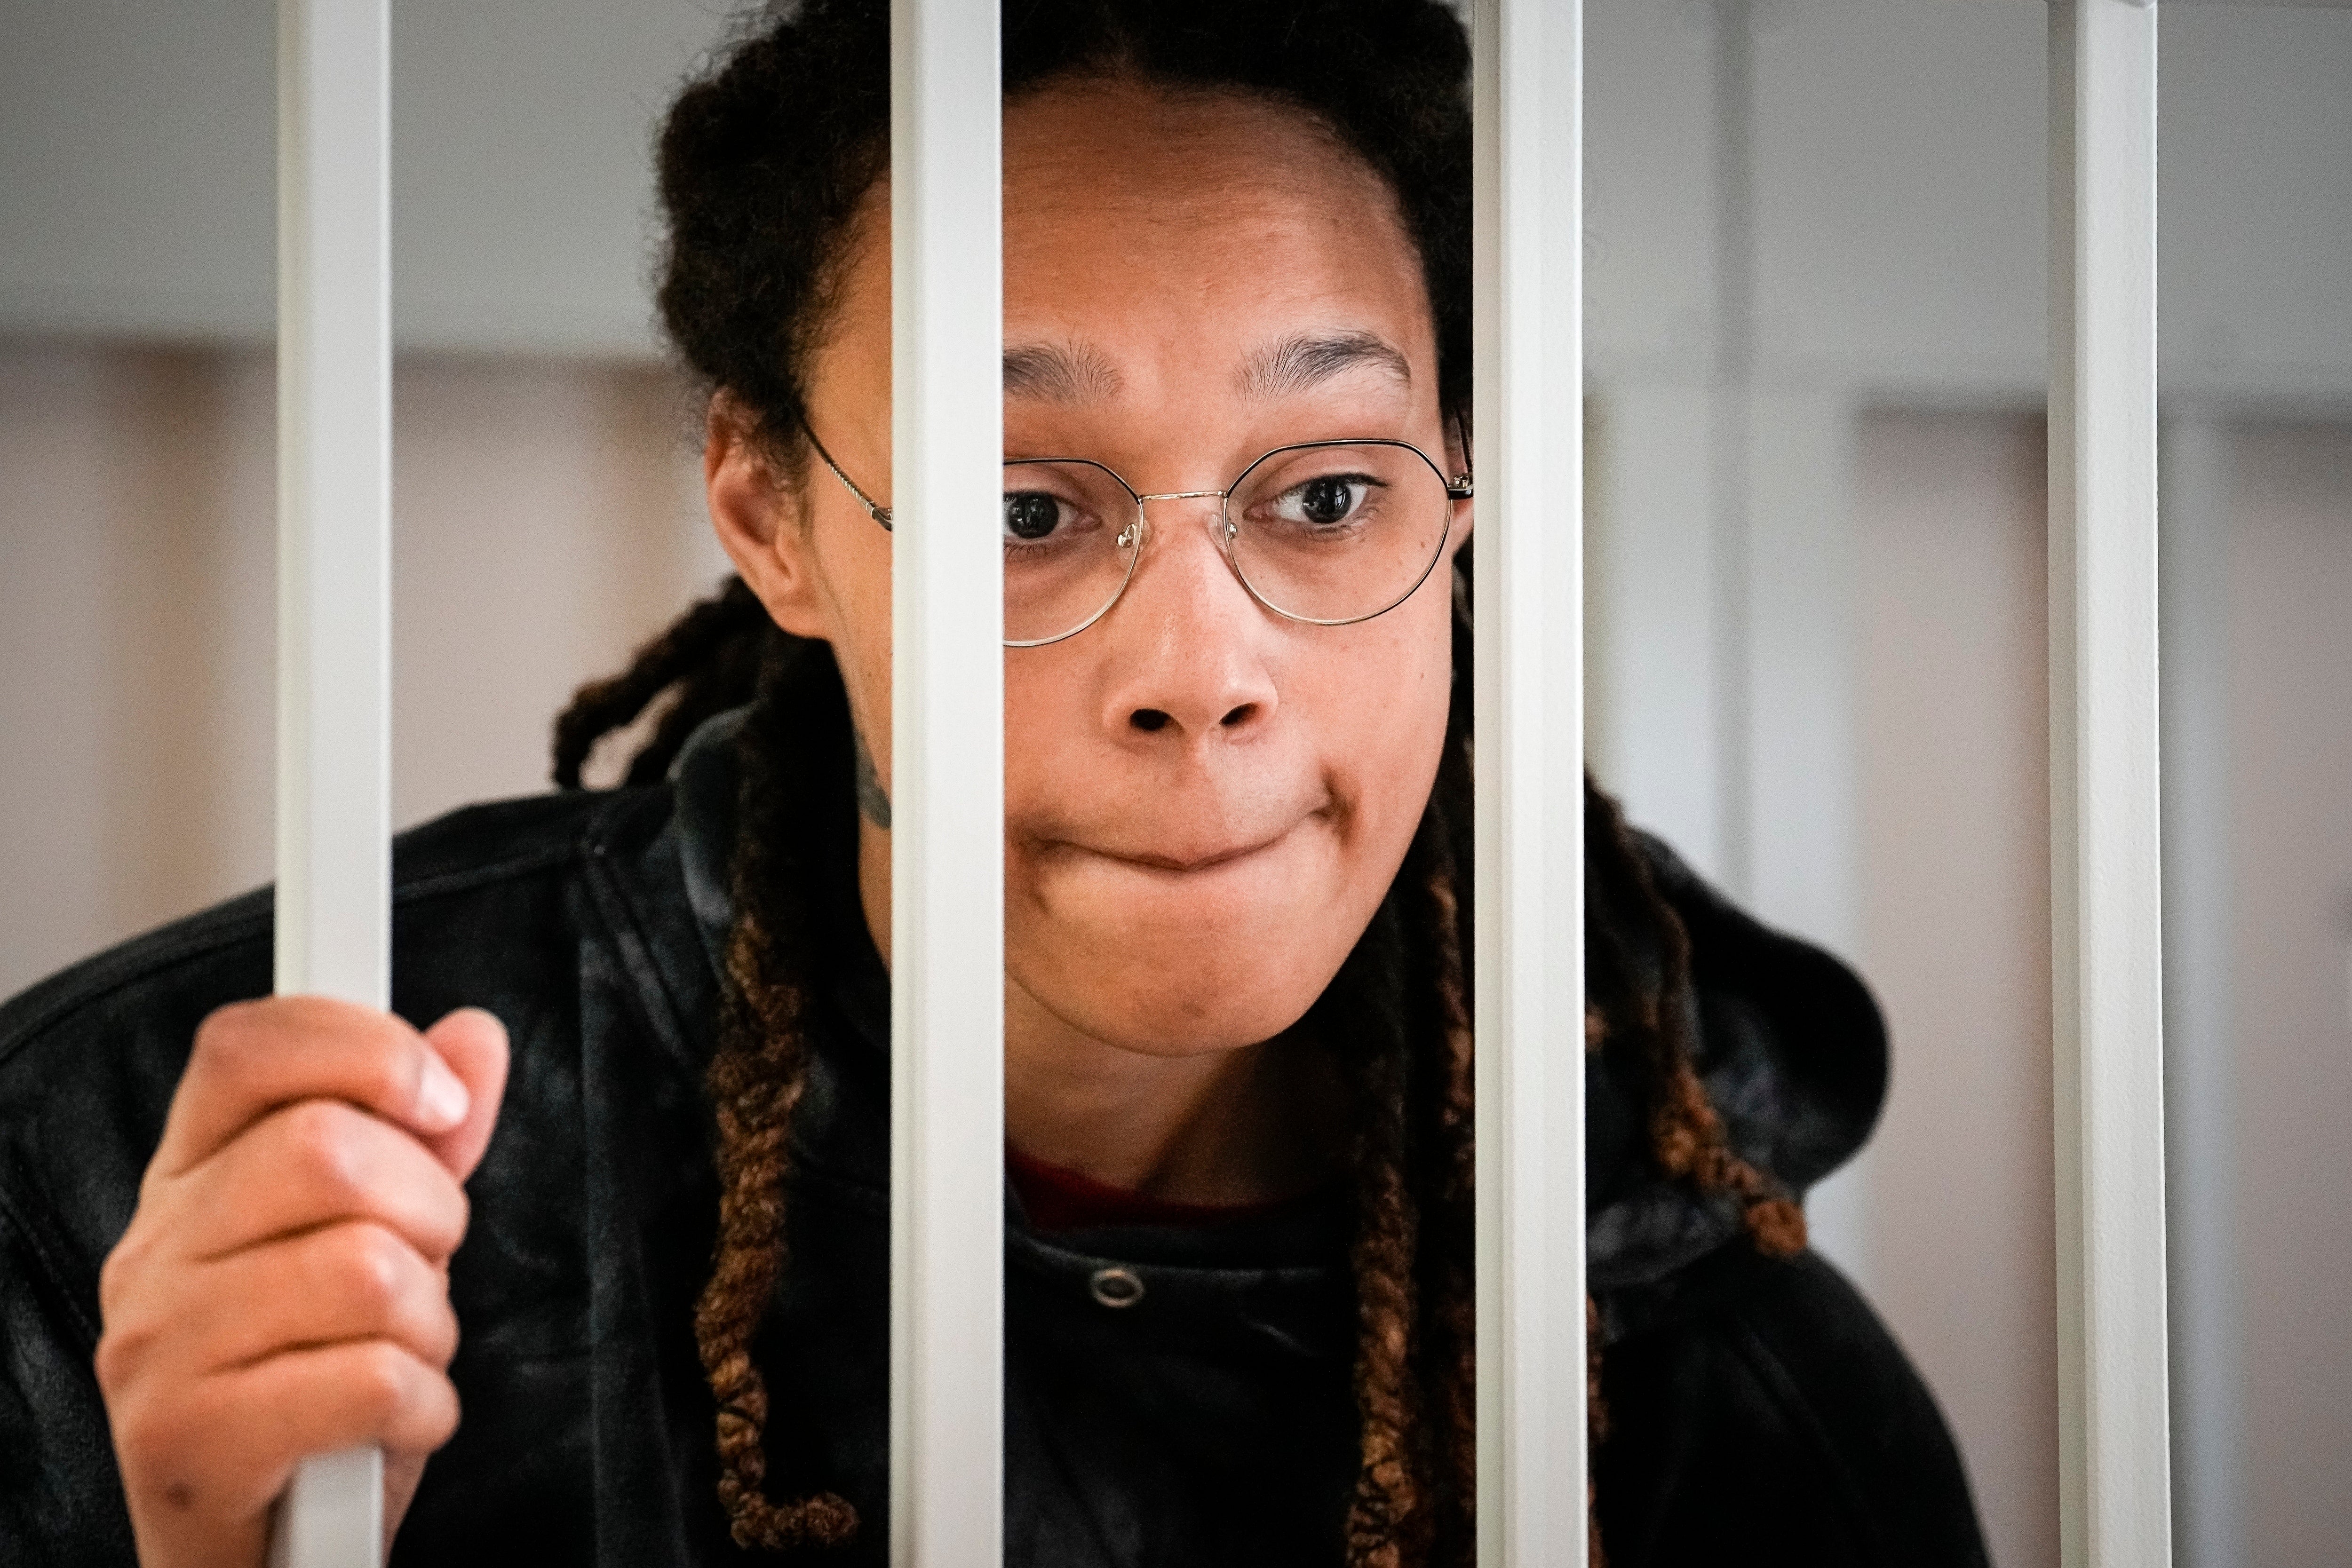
1095, 498, 1279, 743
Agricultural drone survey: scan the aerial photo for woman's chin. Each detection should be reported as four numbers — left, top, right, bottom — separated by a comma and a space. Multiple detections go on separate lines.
1021, 973, 1326, 1060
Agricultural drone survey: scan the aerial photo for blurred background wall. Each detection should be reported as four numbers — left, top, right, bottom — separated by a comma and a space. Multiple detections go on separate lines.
0, 345, 720, 992
0, 0, 735, 979
2, 2, 2347, 1565
1578, 5, 2352, 1566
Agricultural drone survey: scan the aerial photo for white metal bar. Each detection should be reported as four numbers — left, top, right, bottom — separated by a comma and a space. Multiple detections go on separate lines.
1471, 3, 1586, 1566
887, 1, 1003, 1565
1707, 0, 1757, 900
2158, 412, 2243, 1568
269, 0, 392, 1563
2047, 5, 2172, 1568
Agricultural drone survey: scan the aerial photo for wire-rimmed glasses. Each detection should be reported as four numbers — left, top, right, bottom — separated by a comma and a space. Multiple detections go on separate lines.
806, 428, 1474, 648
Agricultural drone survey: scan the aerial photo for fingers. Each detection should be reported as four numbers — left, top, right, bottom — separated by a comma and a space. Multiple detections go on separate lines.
168, 1096, 471, 1266
416, 1008, 509, 1183
103, 1096, 469, 1331
111, 1338, 459, 1535
153, 998, 472, 1181
98, 1000, 505, 1568
98, 1220, 459, 1415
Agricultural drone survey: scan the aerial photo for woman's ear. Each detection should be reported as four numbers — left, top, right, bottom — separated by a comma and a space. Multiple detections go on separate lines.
706, 395, 829, 640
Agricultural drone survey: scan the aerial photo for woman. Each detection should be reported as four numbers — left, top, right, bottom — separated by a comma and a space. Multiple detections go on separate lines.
0, 2, 1988, 1564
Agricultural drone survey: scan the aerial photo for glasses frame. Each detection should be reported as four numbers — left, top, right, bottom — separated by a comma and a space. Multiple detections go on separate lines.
803, 421, 1476, 648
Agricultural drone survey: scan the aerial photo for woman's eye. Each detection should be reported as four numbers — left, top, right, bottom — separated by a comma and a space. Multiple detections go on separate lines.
1003, 492, 1065, 542
1275, 475, 1373, 528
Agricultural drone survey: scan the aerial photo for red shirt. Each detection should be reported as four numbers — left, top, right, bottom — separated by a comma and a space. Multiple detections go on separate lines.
1004, 1146, 1312, 1232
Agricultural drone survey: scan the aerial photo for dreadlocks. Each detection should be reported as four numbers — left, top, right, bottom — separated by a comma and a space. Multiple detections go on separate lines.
553, 1, 1802, 1560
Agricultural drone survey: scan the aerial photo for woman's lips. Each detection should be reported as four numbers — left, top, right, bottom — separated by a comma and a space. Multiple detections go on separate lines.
1029, 809, 1328, 877
1083, 830, 1291, 875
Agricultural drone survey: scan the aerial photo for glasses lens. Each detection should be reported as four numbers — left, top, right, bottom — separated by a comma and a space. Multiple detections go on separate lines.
1002, 460, 1142, 644
1226, 443, 1453, 623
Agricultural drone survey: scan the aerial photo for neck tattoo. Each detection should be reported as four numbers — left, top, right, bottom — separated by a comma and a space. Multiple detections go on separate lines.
853, 727, 892, 831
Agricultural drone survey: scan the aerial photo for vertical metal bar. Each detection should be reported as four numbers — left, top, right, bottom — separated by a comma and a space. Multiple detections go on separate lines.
2159, 412, 2243, 1568
1471, 2, 1586, 1566
1707, 0, 1757, 899
2048, 5, 2172, 1567
888, 1, 1003, 1565
270, 0, 391, 1563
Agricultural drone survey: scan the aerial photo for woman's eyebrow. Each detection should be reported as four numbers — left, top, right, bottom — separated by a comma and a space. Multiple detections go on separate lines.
1236, 331, 1413, 400
1003, 341, 1122, 403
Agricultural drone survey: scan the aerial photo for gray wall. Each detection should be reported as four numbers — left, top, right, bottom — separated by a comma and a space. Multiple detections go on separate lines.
0, 0, 737, 353
0, 344, 722, 996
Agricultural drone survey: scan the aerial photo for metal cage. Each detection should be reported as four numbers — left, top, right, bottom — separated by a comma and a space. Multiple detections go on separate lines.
267, 2, 2168, 1564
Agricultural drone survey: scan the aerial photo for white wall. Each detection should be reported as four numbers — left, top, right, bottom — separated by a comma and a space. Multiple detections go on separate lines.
1830, 404, 2352, 1568
1853, 409, 2058, 1568
1585, 10, 2352, 1562
0, 342, 722, 1000
2220, 424, 2352, 1568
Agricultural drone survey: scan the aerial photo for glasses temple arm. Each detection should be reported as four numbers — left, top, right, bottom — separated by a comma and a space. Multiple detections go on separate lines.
803, 420, 895, 531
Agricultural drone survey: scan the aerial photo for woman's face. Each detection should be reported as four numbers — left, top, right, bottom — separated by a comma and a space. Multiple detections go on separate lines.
714, 79, 1468, 1059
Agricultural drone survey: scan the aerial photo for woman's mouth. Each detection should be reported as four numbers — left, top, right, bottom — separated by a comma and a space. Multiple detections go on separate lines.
1085, 830, 1293, 876
1025, 796, 1341, 881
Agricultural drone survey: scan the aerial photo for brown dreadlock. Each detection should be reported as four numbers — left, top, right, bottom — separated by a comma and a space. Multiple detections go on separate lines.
696, 638, 861, 1552
550, 2, 1804, 1560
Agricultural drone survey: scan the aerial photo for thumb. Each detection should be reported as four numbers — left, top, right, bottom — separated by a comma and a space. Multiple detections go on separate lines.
417, 1007, 509, 1182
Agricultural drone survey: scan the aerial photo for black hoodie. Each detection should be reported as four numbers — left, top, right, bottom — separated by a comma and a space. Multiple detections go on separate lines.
0, 665, 1986, 1568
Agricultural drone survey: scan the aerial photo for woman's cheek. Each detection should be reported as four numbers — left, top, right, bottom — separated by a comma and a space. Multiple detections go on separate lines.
1314, 616, 1453, 841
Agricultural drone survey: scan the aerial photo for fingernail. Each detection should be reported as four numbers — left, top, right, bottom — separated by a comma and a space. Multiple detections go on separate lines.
416, 1049, 471, 1130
